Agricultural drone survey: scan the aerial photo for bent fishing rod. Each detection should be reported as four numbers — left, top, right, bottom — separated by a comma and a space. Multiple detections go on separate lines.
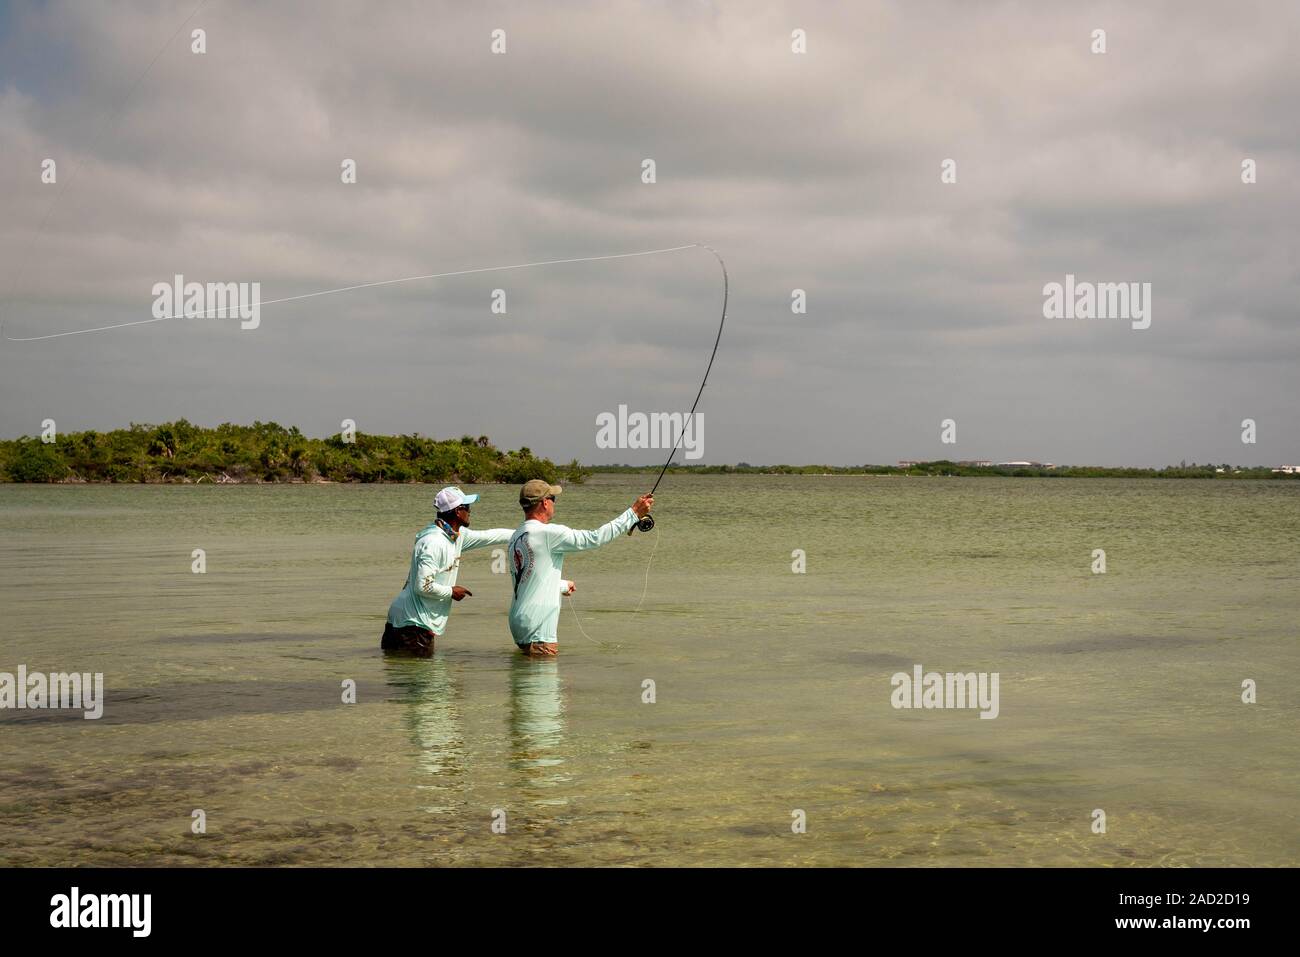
630, 243, 728, 534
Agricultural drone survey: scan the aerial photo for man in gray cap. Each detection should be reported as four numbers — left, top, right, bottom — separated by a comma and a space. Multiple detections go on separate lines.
507, 480, 653, 656
382, 485, 514, 656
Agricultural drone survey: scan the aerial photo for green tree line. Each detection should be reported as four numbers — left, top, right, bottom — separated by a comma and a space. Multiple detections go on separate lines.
0, 420, 589, 485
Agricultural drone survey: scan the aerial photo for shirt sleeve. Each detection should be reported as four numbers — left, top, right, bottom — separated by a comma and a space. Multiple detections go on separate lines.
413, 540, 454, 600
458, 527, 515, 551
549, 509, 637, 553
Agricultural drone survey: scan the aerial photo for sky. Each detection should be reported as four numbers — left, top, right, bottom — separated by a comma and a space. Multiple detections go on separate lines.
1, 0, 1297, 467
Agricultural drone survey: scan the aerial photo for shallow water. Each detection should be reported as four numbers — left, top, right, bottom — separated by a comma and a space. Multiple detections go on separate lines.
1, 475, 1297, 866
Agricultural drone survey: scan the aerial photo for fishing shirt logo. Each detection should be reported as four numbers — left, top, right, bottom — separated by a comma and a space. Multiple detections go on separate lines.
510, 532, 534, 597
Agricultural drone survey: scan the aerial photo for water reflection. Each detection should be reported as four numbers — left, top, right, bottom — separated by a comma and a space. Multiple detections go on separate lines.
508, 656, 571, 805
383, 656, 464, 813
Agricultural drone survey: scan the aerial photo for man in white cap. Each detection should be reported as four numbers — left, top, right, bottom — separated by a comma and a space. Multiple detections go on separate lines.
382, 486, 514, 656
507, 480, 654, 657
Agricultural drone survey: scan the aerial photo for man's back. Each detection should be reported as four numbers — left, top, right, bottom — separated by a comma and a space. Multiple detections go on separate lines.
507, 508, 638, 646
508, 520, 571, 645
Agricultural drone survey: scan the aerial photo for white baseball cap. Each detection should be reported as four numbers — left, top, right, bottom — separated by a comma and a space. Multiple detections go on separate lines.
435, 486, 479, 513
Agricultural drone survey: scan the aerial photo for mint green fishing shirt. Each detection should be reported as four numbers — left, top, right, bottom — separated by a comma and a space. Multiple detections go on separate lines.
507, 508, 637, 645
388, 522, 513, 635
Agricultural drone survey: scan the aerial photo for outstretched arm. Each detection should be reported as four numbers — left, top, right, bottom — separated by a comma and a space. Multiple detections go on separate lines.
459, 527, 514, 551
551, 495, 653, 553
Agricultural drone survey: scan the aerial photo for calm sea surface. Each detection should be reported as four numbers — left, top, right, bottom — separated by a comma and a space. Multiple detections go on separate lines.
1, 474, 1296, 866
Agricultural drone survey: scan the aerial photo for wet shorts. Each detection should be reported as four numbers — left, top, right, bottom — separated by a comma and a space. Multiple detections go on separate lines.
519, 641, 558, 658
382, 621, 436, 657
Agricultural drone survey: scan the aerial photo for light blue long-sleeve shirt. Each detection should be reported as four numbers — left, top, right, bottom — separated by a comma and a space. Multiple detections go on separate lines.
388, 522, 513, 635
507, 508, 637, 645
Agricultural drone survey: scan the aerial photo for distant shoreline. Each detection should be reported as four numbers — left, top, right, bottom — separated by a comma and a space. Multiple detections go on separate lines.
4, 466, 1298, 485
585, 463, 1300, 480
3, 421, 1296, 483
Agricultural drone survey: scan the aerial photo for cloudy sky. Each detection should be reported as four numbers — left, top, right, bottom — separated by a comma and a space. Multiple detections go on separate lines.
1, 0, 1297, 467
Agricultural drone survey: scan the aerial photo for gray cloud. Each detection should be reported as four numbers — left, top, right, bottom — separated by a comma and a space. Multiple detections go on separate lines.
1, 0, 1297, 467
